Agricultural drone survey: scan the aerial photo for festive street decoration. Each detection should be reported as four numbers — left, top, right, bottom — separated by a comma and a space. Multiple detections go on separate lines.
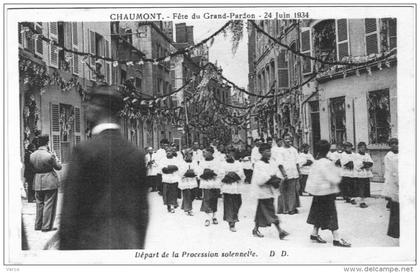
19, 56, 86, 97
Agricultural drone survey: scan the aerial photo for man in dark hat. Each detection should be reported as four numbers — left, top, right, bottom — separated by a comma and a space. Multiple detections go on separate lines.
59, 83, 149, 249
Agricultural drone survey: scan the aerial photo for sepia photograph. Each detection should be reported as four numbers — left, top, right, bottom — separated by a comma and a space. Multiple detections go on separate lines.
2, 1, 417, 269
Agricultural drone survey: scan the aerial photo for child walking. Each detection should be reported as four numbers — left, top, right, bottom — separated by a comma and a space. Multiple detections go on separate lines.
221, 148, 245, 232
382, 138, 399, 238
354, 142, 373, 208
251, 143, 289, 240
199, 147, 222, 227
306, 140, 351, 247
340, 142, 356, 204
179, 149, 200, 216
160, 147, 182, 213
298, 143, 315, 196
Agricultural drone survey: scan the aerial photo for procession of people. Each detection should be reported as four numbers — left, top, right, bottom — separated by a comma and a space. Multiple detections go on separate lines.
142, 134, 400, 247
20, 84, 399, 249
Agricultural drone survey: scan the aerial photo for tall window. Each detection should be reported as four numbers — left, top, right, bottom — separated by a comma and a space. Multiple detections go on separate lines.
368, 89, 391, 144
329, 96, 346, 144
50, 103, 81, 163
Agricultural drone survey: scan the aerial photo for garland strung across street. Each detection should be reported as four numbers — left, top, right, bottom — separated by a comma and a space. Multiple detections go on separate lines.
20, 21, 238, 65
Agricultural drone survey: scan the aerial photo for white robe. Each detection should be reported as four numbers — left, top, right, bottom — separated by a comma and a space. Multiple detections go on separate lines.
159, 157, 182, 184
354, 152, 374, 178
305, 158, 342, 196
178, 160, 200, 190
198, 159, 222, 189
382, 151, 399, 202
340, 152, 356, 177
298, 152, 315, 175
220, 161, 245, 194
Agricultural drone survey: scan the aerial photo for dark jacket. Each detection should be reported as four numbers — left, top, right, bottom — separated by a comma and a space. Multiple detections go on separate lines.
30, 147, 62, 191
59, 129, 149, 250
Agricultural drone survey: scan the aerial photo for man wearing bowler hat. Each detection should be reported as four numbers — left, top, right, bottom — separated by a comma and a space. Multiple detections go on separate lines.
59, 83, 149, 249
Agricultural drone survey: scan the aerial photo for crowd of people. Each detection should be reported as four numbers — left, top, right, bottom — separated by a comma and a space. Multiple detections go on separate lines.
143, 134, 400, 247
21, 83, 399, 250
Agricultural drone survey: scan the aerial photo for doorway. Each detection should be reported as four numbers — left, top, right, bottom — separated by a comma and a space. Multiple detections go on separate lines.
309, 101, 321, 157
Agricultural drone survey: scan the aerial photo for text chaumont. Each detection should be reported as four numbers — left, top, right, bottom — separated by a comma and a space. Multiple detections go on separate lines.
110, 13, 164, 21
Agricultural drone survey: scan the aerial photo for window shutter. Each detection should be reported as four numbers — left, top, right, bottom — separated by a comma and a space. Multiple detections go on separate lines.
50, 103, 61, 160
18, 23, 23, 46
335, 19, 349, 61
89, 30, 96, 80
300, 27, 312, 75
71, 22, 79, 75
388, 19, 397, 50
74, 107, 81, 145
72, 22, 78, 46
49, 22, 59, 68
105, 39, 111, 84
278, 49, 289, 88
35, 22, 43, 56
24, 22, 35, 53
365, 19, 379, 55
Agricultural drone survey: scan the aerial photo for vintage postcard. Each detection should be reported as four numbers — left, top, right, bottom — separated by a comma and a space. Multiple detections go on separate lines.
1, 1, 417, 270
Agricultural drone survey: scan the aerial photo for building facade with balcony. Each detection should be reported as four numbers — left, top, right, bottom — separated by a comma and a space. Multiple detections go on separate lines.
299, 18, 397, 181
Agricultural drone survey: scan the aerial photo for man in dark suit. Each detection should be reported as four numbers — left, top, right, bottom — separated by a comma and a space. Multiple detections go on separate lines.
30, 134, 62, 232
59, 83, 149, 249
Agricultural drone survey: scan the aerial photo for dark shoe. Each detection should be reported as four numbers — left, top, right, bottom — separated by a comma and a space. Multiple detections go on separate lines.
205, 219, 211, 226
252, 229, 264, 238
350, 199, 357, 205
41, 228, 58, 232
310, 235, 327, 243
212, 218, 218, 225
360, 202, 368, 208
279, 230, 289, 240
288, 209, 298, 215
344, 197, 351, 203
333, 239, 351, 247
35, 227, 41, 231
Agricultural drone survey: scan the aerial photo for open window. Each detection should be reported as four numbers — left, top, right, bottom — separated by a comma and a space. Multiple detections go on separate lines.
313, 20, 336, 71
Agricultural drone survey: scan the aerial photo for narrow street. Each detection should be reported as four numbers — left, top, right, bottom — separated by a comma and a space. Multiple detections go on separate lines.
22, 182, 398, 252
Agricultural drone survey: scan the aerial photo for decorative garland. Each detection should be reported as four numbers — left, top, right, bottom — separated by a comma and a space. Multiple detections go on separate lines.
19, 56, 86, 97
20, 21, 234, 65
